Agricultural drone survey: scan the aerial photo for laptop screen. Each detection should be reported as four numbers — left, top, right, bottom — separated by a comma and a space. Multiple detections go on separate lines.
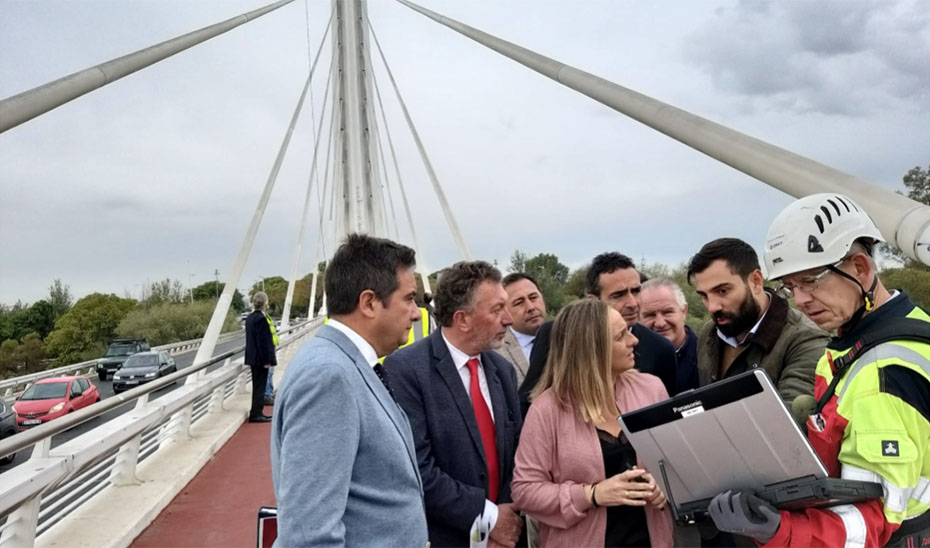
619, 370, 826, 505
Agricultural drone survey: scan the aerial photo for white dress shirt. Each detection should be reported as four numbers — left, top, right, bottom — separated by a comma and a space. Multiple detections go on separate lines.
442, 331, 495, 422
511, 328, 535, 361
716, 293, 771, 348
328, 319, 379, 369
439, 330, 500, 533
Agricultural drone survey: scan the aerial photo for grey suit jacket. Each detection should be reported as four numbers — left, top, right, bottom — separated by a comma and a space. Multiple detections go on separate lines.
499, 330, 530, 386
270, 324, 428, 547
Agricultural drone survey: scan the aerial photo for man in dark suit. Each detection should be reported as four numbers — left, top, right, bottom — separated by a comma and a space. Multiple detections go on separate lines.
244, 291, 276, 423
384, 261, 524, 548
519, 252, 677, 411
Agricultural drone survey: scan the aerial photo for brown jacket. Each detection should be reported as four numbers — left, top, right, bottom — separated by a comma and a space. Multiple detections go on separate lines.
696, 289, 828, 404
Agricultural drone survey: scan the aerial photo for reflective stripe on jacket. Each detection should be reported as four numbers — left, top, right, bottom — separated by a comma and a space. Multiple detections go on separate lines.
764, 293, 930, 548
265, 313, 279, 346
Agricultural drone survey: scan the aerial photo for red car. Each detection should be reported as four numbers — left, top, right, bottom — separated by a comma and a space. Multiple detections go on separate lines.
13, 376, 100, 430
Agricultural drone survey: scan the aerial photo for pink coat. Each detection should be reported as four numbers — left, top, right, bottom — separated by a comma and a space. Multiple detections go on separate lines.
512, 371, 674, 548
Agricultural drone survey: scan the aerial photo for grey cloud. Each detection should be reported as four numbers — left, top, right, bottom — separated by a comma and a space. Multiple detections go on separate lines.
683, 0, 930, 115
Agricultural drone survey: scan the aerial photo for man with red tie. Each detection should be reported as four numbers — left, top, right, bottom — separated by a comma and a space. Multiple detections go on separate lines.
384, 261, 524, 548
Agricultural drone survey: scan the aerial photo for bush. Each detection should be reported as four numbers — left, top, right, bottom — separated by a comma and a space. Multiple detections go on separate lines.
115, 300, 240, 346
881, 267, 930, 311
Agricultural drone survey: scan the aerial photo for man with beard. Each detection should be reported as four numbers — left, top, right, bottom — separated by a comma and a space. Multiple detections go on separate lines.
384, 261, 524, 548
687, 238, 827, 405
499, 273, 547, 385
687, 238, 828, 547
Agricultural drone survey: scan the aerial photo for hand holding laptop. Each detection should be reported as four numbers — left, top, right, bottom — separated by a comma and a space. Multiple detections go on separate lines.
708, 490, 780, 543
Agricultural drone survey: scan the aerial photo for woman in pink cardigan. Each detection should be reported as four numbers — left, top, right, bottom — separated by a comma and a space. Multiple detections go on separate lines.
512, 299, 674, 548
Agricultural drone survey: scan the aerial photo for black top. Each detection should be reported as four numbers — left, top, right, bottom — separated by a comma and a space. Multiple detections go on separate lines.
244, 310, 277, 368
597, 429, 650, 548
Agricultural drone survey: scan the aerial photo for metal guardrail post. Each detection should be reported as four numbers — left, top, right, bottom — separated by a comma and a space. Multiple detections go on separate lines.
0, 496, 41, 548
109, 395, 149, 487
208, 359, 231, 413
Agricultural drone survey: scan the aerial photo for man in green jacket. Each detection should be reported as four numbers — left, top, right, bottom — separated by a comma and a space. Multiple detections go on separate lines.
687, 238, 828, 406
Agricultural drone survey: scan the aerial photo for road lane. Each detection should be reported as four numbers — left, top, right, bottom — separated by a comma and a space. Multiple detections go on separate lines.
2, 333, 246, 470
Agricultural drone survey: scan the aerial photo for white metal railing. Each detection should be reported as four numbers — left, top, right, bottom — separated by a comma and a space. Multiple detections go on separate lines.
0, 330, 244, 400
0, 317, 321, 547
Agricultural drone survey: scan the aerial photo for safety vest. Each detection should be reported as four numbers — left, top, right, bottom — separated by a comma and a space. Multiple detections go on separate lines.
324, 307, 432, 359
773, 296, 930, 547
265, 313, 279, 346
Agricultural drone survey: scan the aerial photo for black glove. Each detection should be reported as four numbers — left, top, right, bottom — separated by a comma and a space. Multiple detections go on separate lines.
708, 490, 781, 544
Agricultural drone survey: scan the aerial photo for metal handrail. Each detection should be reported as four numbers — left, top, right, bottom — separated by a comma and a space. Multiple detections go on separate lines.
0, 330, 243, 397
0, 318, 318, 460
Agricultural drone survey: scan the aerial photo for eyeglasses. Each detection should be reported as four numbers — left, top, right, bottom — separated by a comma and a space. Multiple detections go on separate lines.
777, 269, 833, 296
777, 257, 850, 296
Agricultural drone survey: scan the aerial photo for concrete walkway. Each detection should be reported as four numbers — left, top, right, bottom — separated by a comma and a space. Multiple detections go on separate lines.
131, 402, 274, 548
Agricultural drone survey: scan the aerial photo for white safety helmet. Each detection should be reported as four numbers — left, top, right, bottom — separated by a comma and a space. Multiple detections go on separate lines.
764, 193, 884, 280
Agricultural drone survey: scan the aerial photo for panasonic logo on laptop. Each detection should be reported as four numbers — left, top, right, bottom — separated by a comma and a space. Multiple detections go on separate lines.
672, 400, 705, 417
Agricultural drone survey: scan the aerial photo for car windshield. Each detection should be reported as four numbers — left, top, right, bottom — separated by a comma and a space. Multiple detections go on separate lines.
105, 345, 135, 357
21, 382, 68, 400
124, 354, 158, 368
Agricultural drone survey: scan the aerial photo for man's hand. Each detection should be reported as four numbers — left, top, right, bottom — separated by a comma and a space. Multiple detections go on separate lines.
708, 490, 780, 543
488, 503, 522, 548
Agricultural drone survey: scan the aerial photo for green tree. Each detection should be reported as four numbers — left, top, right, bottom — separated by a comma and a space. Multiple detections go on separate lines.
116, 300, 240, 346
47, 279, 73, 319
881, 267, 930, 311
522, 252, 571, 315
17, 300, 56, 339
0, 332, 49, 377
45, 293, 137, 365
508, 250, 528, 274
192, 281, 247, 314
251, 276, 288, 316
882, 165, 929, 268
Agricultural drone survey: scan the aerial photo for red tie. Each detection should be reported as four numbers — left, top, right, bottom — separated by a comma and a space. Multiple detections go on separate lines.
466, 358, 499, 502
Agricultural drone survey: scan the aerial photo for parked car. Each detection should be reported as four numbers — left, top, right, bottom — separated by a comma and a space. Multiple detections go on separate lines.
13, 376, 100, 431
97, 338, 150, 381
112, 351, 178, 394
0, 399, 18, 465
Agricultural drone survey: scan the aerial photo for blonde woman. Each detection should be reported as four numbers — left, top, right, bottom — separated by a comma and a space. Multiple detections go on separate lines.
512, 299, 673, 547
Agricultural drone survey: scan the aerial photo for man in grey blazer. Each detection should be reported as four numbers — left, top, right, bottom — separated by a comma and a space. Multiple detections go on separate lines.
384, 261, 523, 548
499, 273, 547, 385
270, 234, 429, 548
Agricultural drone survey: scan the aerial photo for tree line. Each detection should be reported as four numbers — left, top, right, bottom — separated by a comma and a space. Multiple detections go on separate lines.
0, 279, 244, 379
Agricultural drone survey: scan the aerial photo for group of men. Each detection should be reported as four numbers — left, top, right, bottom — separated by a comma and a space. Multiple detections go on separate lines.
264, 193, 929, 548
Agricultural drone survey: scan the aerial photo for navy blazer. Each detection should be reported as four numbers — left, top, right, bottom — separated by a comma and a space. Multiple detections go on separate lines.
383, 331, 523, 548
244, 310, 277, 368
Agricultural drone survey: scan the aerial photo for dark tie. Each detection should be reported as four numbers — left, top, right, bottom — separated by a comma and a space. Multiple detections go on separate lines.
373, 362, 394, 399
466, 358, 499, 502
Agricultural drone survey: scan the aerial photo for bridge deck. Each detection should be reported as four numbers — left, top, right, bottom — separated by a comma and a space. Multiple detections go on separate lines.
132, 404, 273, 548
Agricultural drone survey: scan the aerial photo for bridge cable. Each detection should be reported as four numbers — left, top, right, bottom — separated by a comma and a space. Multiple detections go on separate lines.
393, 0, 930, 267
0, 0, 297, 134
365, 81, 402, 240
190, 12, 332, 368
308, 67, 339, 319
368, 22, 473, 261
280, 17, 335, 328
369, 66, 433, 294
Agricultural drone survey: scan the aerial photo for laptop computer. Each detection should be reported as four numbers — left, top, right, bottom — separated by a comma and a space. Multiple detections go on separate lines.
618, 369, 882, 525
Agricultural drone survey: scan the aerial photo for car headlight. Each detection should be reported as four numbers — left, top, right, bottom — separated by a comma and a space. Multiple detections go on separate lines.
144, 372, 157, 378
50, 402, 65, 413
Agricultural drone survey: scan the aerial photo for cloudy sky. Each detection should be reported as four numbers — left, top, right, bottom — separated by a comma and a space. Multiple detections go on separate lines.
1, 0, 928, 305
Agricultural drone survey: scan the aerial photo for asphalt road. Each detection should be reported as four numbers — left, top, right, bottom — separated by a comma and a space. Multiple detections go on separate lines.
1, 334, 246, 471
